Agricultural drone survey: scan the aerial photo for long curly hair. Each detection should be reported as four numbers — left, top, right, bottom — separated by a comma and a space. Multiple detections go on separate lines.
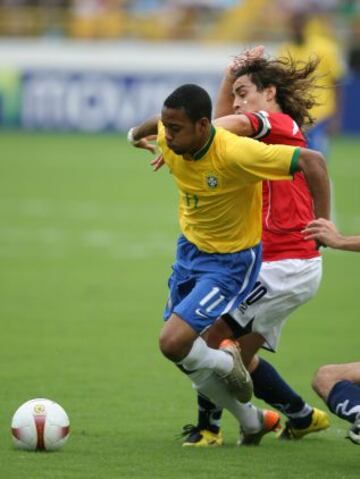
235, 56, 322, 128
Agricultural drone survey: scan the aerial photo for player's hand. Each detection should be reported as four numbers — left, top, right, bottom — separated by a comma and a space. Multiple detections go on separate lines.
302, 218, 339, 248
227, 45, 265, 79
150, 154, 165, 172
133, 135, 157, 154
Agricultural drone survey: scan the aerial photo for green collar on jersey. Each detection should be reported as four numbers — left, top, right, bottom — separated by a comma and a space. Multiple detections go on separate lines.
193, 125, 216, 160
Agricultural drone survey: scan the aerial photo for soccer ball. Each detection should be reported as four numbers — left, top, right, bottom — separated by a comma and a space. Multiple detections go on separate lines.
11, 398, 70, 451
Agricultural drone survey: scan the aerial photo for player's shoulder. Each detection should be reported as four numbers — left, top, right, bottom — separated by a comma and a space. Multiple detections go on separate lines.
254, 111, 305, 145
215, 125, 250, 143
266, 111, 296, 129
248, 110, 294, 136
214, 126, 265, 159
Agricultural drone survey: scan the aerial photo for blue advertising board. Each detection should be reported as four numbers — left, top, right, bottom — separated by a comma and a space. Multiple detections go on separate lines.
20, 71, 221, 132
1, 68, 360, 133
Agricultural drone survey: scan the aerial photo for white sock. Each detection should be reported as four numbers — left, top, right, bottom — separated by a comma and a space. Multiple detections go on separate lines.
178, 336, 233, 376
190, 370, 262, 433
287, 403, 312, 419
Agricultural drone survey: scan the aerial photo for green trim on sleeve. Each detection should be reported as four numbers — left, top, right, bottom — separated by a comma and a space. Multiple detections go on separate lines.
290, 147, 301, 175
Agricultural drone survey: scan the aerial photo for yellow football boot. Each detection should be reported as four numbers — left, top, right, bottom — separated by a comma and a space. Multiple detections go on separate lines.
181, 425, 224, 447
279, 408, 330, 440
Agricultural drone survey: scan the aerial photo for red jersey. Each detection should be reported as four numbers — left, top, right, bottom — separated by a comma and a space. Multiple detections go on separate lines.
245, 111, 320, 261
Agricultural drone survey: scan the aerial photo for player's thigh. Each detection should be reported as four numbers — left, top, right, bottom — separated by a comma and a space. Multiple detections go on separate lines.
204, 317, 236, 348
174, 278, 239, 335
163, 264, 194, 322
238, 333, 265, 369
229, 258, 322, 351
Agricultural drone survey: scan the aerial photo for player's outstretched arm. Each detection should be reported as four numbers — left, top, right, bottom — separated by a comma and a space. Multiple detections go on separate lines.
214, 114, 254, 137
127, 115, 160, 154
214, 67, 236, 119
215, 45, 265, 119
303, 218, 360, 252
296, 148, 331, 221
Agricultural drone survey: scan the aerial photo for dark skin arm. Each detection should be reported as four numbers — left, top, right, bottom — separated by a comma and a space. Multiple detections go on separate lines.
214, 118, 330, 220
297, 148, 330, 220
130, 115, 160, 154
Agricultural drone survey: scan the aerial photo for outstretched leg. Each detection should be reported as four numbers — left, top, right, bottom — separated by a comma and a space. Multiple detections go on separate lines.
312, 362, 360, 445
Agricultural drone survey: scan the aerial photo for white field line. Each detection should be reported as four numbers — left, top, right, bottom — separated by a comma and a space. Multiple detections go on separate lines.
0, 226, 175, 259
0, 198, 176, 223
0, 198, 132, 222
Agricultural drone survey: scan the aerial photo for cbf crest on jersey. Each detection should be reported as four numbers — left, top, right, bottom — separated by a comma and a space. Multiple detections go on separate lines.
206, 175, 218, 189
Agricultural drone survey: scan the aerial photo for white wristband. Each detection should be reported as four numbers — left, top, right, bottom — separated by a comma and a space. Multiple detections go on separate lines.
127, 127, 139, 145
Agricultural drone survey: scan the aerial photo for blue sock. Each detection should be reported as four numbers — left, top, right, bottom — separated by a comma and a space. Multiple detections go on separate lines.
327, 380, 360, 423
251, 358, 312, 428
197, 394, 223, 433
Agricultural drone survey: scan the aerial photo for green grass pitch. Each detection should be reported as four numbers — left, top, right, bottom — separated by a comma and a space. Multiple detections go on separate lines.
0, 132, 359, 478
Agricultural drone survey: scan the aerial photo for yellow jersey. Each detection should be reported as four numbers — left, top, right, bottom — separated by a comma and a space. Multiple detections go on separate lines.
279, 35, 344, 122
157, 122, 300, 253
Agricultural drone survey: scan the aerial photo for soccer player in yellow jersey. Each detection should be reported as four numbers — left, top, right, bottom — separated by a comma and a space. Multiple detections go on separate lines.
128, 83, 330, 408
279, 12, 344, 155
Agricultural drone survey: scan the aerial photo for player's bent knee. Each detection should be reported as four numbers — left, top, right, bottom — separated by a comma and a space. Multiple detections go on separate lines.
312, 365, 337, 400
159, 334, 177, 361
158, 332, 189, 362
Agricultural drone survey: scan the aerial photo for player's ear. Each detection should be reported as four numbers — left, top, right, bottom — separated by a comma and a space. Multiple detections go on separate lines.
198, 117, 211, 132
265, 85, 277, 102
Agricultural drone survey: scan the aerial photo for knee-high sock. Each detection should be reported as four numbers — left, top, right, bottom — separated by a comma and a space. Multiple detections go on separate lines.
178, 336, 233, 377
327, 380, 360, 423
189, 369, 262, 434
251, 358, 312, 428
196, 394, 223, 433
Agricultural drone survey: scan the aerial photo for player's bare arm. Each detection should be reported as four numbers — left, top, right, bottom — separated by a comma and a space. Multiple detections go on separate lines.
296, 148, 331, 220
215, 45, 265, 119
303, 218, 360, 252
214, 69, 236, 119
214, 114, 254, 137
128, 115, 160, 153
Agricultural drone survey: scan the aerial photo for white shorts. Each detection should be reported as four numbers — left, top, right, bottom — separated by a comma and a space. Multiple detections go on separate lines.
229, 257, 322, 352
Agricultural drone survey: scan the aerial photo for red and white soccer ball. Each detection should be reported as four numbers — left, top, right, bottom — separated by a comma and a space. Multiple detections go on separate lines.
11, 398, 70, 451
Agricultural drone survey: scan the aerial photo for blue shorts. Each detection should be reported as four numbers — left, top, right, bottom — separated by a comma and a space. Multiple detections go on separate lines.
164, 235, 262, 333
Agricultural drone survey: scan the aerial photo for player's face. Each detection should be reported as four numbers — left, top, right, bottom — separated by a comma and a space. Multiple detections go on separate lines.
161, 106, 208, 155
232, 75, 271, 114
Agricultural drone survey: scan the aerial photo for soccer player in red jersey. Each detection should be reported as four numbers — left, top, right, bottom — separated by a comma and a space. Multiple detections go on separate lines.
179, 48, 331, 446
